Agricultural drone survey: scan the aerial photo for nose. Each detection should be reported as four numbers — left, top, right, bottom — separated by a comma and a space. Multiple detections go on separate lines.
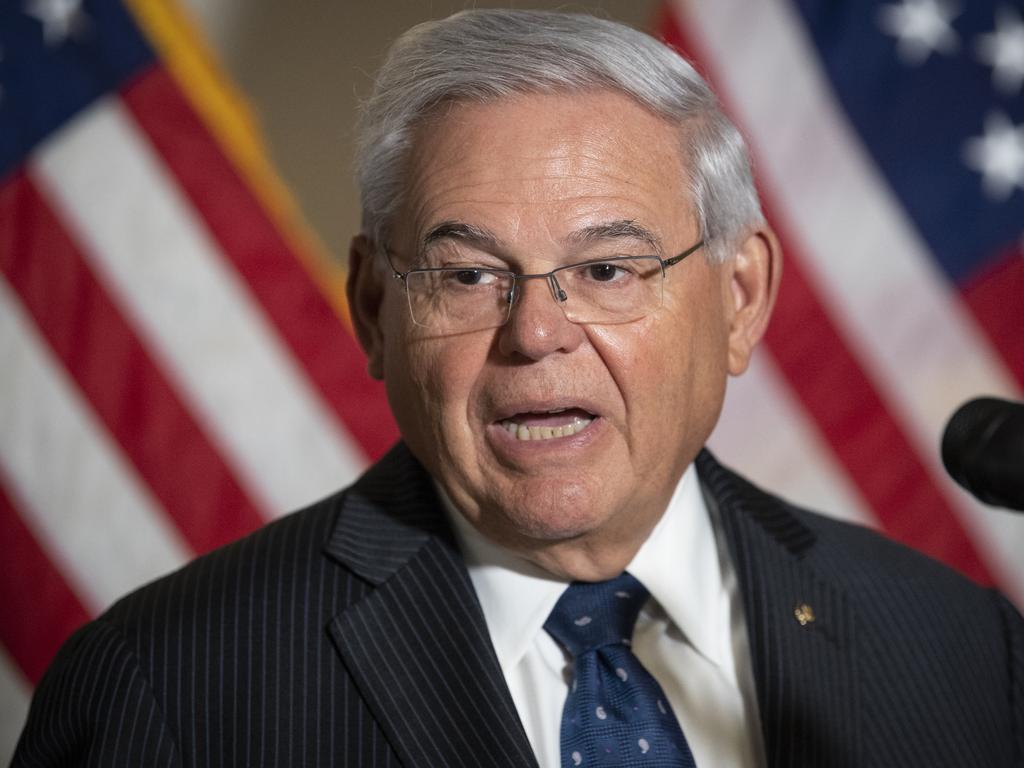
497, 275, 584, 360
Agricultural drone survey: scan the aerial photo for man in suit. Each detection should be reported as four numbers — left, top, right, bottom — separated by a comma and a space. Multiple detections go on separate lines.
15, 9, 1024, 767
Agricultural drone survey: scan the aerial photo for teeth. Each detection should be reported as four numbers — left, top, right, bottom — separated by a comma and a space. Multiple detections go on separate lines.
501, 415, 593, 441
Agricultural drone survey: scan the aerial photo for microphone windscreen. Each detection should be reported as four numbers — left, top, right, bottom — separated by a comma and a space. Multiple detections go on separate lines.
941, 397, 1024, 511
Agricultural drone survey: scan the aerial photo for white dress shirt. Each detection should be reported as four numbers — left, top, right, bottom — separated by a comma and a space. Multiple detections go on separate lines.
443, 464, 766, 768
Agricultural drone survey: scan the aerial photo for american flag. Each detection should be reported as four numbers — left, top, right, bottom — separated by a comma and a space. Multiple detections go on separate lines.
671, 0, 1024, 598
0, 0, 1021, 759
0, 0, 395, 753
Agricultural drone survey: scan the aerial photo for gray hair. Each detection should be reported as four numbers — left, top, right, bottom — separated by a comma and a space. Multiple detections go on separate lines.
355, 9, 763, 263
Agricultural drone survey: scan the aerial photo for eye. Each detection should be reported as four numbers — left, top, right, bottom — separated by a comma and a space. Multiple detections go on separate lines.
446, 268, 500, 287
456, 269, 482, 285
584, 262, 629, 283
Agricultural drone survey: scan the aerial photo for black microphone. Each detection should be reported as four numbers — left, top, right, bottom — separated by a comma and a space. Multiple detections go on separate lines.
941, 397, 1024, 512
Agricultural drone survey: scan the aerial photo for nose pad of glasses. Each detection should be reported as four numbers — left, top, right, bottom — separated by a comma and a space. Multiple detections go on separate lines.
548, 274, 568, 303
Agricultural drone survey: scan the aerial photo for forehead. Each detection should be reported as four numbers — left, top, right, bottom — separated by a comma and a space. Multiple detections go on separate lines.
399, 90, 694, 251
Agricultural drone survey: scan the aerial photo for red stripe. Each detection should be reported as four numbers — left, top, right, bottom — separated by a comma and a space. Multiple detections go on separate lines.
765, 240, 992, 580
0, 472, 91, 684
961, 245, 1024, 391
121, 66, 398, 461
658, 5, 995, 584
0, 171, 266, 555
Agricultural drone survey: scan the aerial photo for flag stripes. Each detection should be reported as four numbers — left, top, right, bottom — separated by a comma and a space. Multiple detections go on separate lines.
32, 92, 366, 517
3, 1, 383, 755
763, 212, 994, 584
663, 0, 1024, 605
710, 351, 875, 528
963, 248, 1024, 389
121, 68, 400, 462
0, 475, 90, 684
661, 4, 999, 585
0, 647, 30, 758
0, 275, 191, 616
0, 171, 266, 554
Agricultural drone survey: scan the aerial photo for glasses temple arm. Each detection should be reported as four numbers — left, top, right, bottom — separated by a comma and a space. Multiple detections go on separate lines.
662, 239, 705, 269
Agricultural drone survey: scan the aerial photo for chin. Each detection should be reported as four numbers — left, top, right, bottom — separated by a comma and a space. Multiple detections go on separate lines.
485, 475, 616, 545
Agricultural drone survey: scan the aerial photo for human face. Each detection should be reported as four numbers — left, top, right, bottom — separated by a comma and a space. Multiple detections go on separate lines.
349, 91, 775, 579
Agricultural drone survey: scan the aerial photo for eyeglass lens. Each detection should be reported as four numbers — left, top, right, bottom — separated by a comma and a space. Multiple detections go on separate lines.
404, 256, 665, 332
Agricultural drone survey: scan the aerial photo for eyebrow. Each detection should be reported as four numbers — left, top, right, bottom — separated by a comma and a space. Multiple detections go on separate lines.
566, 220, 662, 252
422, 221, 503, 251
420, 218, 662, 255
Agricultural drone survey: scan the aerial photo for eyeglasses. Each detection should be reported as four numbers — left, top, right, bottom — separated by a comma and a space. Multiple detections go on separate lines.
384, 239, 705, 334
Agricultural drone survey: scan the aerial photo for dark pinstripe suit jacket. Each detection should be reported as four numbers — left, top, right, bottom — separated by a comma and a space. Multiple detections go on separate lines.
14, 445, 1024, 767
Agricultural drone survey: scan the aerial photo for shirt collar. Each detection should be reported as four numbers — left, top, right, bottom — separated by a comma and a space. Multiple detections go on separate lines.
626, 464, 730, 669
441, 486, 566, 676
441, 463, 729, 675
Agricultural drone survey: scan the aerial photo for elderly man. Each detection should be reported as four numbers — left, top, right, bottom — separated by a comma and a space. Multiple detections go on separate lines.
15, 9, 1024, 768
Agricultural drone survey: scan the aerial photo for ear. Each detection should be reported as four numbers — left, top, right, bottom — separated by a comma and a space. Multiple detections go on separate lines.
724, 226, 782, 376
346, 234, 386, 380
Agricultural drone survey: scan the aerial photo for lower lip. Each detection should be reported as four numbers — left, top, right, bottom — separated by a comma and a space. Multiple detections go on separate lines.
485, 416, 603, 460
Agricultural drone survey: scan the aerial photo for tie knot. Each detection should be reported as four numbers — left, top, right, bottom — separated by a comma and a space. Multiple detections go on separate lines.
544, 571, 649, 656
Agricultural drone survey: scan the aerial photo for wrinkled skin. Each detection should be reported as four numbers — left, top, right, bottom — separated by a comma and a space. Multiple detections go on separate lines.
348, 91, 780, 580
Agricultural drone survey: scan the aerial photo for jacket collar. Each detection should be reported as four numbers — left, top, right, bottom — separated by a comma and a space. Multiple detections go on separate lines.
324, 441, 451, 585
324, 443, 539, 768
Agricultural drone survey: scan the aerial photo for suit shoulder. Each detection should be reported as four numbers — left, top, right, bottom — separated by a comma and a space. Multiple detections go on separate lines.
14, 618, 182, 765
701, 450, 993, 599
753, 482, 1024, 650
700, 451, 1024, 768
790, 501, 993, 599
99, 487, 357, 637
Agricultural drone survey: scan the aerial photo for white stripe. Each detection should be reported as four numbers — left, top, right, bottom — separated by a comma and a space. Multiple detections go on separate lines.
677, 0, 1024, 604
710, 349, 875, 528
0, 278, 190, 614
0, 647, 30, 765
30, 97, 366, 516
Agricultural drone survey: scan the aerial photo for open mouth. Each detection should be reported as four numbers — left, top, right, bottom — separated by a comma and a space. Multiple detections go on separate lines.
498, 407, 596, 441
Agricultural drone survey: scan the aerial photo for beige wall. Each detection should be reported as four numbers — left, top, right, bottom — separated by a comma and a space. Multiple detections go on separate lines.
182, 1, 659, 264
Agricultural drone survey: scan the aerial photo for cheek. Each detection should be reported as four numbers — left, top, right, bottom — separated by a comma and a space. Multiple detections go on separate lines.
589, 308, 728, 447
383, 329, 486, 441
589, 320, 685, 415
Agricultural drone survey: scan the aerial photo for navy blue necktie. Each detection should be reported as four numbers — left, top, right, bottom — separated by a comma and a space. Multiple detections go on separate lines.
544, 572, 697, 767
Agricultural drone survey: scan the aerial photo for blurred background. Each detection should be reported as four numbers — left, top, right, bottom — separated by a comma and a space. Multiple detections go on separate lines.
2, 0, 1022, 760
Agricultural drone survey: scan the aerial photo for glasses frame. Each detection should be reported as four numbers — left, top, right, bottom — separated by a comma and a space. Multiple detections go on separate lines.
383, 238, 705, 331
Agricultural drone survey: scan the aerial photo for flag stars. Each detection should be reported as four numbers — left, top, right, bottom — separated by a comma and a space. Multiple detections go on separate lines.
975, 5, 1024, 95
963, 112, 1024, 200
878, 0, 961, 64
24, 0, 89, 47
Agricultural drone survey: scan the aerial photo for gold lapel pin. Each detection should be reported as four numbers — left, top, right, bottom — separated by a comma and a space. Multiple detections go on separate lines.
793, 602, 816, 626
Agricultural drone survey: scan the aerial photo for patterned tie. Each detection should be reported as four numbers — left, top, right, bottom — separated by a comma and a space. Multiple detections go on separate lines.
544, 572, 697, 767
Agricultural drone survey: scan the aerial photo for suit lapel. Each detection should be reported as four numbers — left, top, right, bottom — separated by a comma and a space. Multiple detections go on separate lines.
698, 451, 862, 768
324, 444, 538, 768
